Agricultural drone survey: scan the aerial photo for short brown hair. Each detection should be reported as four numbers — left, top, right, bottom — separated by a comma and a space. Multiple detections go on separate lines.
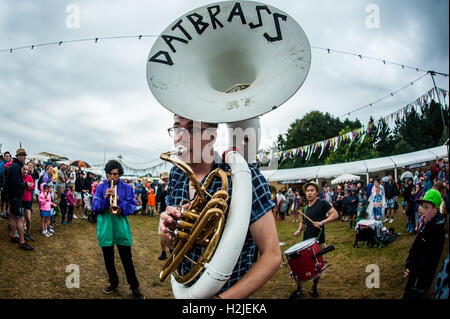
174, 114, 218, 128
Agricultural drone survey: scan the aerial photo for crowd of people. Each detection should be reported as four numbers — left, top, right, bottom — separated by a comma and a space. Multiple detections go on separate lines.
0, 149, 170, 253
1, 146, 448, 299
273, 160, 449, 235
273, 158, 449, 299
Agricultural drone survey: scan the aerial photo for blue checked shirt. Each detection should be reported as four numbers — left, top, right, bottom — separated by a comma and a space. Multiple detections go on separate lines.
165, 155, 275, 293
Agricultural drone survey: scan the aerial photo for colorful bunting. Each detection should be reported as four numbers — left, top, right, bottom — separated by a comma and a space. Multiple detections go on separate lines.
275, 87, 449, 162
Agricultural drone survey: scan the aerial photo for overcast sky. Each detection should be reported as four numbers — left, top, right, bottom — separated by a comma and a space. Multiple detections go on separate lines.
1, 0, 448, 171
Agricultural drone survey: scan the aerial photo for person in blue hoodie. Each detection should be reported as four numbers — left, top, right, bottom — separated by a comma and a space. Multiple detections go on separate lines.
92, 160, 144, 299
0, 151, 12, 218
423, 171, 433, 193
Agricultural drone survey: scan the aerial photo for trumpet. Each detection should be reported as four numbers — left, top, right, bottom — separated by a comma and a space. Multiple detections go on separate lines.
109, 179, 121, 215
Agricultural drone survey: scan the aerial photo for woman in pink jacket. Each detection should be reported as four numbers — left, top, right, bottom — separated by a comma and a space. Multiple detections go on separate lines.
39, 183, 55, 237
66, 184, 77, 224
22, 165, 35, 241
91, 180, 98, 196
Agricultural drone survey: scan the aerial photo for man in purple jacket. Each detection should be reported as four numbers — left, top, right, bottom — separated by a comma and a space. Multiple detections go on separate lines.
92, 160, 144, 299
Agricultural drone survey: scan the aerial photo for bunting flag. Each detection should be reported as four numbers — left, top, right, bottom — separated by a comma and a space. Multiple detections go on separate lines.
274, 87, 449, 162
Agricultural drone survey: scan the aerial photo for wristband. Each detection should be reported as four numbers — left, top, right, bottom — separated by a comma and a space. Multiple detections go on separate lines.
320, 221, 324, 226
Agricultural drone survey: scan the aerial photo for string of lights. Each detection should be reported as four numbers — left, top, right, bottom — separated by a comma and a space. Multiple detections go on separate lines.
311, 46, 449, 76
0, 34, 158, 53
1, 34, 448, 77
337, 72, 430, 118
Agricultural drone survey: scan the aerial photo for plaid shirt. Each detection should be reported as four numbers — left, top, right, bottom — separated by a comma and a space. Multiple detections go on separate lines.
165, 155, 274, 293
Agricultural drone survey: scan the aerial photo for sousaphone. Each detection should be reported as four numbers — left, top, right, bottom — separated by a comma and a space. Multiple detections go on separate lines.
146, 0, 311, 299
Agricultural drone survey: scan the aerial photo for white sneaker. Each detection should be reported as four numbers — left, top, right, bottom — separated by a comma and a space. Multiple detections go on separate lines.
389, 218, 394, 223
47, 228, 55, 233
42, 231, 50, 237
73, 214, 78, 219
383, 218, 388, 222
82, 215, 88, 219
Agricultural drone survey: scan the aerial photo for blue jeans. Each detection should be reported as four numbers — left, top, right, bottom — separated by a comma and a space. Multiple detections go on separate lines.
415, 210, 420, 228
60, 205, 67, 223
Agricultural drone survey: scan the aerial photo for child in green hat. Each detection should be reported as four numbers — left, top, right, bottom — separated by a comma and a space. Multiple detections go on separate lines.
403, 189, 446, 299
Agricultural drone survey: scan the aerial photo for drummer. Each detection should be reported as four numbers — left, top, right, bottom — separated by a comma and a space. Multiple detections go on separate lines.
292, 180, 338, 298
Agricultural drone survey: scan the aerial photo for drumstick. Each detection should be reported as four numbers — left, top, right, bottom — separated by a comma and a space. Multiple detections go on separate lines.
298, 209, 318, 225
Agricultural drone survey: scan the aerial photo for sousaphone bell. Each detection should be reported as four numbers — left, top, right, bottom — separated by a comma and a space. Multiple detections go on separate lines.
146, 0, 311, 298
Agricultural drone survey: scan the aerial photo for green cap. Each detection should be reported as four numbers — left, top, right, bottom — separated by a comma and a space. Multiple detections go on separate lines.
416, 189, 442, 208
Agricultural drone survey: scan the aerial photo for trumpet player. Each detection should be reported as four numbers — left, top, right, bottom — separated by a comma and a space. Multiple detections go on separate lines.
160, 115, 281, 299
92, 160, 144, 299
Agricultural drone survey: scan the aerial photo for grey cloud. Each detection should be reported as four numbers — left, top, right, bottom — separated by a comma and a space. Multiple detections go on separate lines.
1, 0, 448, 164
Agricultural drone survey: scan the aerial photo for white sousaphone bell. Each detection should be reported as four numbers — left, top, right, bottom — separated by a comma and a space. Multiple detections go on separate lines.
146, 0, 311, 299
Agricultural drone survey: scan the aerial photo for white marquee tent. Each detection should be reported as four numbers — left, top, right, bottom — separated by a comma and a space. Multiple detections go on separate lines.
261, 144, 448, 183
331, 174, 361, 185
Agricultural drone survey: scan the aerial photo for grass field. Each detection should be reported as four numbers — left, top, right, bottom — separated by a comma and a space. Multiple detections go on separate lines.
0, 201, 448, 299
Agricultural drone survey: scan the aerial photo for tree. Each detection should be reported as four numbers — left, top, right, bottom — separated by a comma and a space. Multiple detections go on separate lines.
276, 100, 447, 169
391, 100, 447, 154
368, 116, 394, 157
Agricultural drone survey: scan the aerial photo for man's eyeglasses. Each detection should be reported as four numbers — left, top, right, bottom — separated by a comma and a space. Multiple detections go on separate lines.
167, 126, 211, 138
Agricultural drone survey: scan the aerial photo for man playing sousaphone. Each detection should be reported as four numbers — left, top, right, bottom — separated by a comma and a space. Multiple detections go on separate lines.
292, 181, 338, 298
92, 160, 145, 299
160, 114, 281, 299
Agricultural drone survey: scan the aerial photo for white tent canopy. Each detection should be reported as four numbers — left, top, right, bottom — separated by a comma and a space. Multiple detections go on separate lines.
261, 144, 447, 182
27, 152, 69, 162
331, 174, 361, 185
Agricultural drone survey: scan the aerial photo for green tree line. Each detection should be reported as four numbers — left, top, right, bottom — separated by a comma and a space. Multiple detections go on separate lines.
276, 100, 448, 169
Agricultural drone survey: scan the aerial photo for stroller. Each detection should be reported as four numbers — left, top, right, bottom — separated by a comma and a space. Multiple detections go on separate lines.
354, 219, 399, 248
83, 193, 96, 223
354, 220, 380, 248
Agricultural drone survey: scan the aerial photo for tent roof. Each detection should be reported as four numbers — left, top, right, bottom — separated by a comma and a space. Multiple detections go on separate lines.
261, 144, 447, 182
331, 174, 361, 185
28, 152, 69, 161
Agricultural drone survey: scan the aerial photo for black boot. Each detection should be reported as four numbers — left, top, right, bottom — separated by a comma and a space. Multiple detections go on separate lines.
310, 287, 319, 298
131, 288, 145, 299
289, 285, 303, 299
158, 250, 167, 260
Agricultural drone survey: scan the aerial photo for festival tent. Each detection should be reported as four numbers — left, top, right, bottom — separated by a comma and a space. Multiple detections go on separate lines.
261, 144, 447, 182
27, 152, 69, 162
331, 174, 361, 185
400, 171, 414, 180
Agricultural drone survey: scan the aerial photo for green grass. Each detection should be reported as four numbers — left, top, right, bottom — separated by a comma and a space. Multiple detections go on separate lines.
0, 202, 447, 299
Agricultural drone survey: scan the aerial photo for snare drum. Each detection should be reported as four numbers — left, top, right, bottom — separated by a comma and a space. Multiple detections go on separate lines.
284, 238, 327, 283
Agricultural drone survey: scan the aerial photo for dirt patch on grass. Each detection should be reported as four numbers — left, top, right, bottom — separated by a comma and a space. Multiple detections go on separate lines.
0, 203, 447, 299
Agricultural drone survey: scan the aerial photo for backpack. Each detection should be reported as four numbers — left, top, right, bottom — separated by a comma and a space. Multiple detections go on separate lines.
2, 161, 13, 187
280, 199, 290, 213
38, 174, 45, 189
0, 164, 5, 187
